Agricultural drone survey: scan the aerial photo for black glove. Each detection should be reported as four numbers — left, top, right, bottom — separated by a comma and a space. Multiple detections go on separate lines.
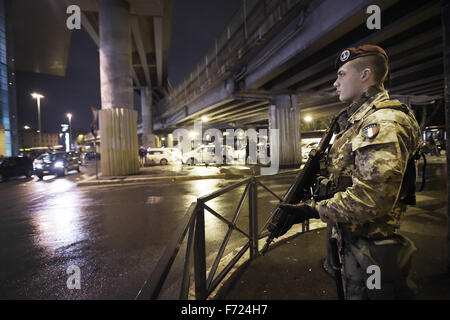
269, 203, 319, 237
278, 203, 320, 222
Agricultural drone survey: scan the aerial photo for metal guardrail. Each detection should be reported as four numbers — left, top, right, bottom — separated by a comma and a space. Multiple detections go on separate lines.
161, 0, 306, 117
135, 173, 309, 300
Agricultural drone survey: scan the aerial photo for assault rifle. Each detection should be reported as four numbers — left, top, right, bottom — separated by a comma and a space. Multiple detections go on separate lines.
261, 111, 345, 299
261, 112, 342, 254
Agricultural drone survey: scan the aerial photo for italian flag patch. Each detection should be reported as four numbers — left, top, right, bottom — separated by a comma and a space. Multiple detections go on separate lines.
362, 123, 379, 139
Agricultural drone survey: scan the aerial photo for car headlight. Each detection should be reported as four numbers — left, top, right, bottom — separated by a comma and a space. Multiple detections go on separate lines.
35, 163, 43, 169
54, 161, 64, 168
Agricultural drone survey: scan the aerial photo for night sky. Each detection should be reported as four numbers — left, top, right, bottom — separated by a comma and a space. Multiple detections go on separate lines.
16, 0, 242, 134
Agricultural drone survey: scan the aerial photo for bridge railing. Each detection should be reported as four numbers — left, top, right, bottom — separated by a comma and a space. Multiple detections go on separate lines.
135, 173, 310, 300
163, 0, 305, 117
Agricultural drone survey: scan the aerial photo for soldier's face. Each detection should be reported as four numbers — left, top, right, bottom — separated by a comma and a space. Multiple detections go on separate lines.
333, 61, 365, 103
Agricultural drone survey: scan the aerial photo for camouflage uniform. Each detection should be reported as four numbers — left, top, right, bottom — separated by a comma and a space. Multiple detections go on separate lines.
316, 85, 421, 299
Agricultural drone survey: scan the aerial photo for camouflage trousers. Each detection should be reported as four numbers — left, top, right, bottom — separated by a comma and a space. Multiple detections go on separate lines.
338, 233, 417, 300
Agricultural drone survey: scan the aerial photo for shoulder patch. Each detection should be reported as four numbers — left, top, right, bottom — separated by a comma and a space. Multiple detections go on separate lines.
362, 123, 379, 139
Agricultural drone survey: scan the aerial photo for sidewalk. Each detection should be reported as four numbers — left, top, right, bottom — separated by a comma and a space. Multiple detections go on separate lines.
77, 163, 227, 187
76, 161, 301, 187
214, 161, 450, 300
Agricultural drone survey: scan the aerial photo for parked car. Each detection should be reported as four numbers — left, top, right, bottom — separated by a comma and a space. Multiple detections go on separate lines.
33, 152, 81, 179
0, 156, 34, 182
146, 148, 177, 165
84, 152, 100, 161
162, 147, 182, 161
182, 144, 234, 165
68, 151, 83, 166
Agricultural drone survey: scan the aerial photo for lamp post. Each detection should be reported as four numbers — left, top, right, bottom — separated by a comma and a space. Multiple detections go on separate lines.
67, 113, 72, 151
31, 93, 44, 147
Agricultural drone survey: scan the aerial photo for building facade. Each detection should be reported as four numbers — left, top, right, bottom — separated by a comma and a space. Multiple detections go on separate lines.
18, 129, 58, 149
0, 0, 17, 157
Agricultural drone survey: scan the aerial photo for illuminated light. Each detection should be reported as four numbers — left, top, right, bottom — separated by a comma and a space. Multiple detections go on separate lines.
304, 115, 313, 122
201, 116, 209, 122
24, 125, 30, 130
65, 133, 70, 152
31, 93, 44, 99
189, 131, 197, 138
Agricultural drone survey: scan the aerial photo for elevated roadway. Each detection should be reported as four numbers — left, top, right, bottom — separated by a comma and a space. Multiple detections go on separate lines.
155, 0, 444, 138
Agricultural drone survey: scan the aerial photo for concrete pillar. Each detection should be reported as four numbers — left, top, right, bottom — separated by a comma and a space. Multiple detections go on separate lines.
141, 87, 156, 148
99, 108, 139, 175
155, 136, 162, 148
441, 0, 450, 272
98, 0, 139, 175
269, 94, 301, 167
167, 133, 174, 148
99, 0, 133, 109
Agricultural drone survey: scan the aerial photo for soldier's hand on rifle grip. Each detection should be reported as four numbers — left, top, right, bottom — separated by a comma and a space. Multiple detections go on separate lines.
278, 203, 319, 220
274, 202, 320, 237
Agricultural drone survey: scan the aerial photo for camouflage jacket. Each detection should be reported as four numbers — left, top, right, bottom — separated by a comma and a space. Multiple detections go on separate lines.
316, 86, 421, 239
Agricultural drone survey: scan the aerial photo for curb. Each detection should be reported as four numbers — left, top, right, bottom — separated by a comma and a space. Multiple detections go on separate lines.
76, 173, 228, 187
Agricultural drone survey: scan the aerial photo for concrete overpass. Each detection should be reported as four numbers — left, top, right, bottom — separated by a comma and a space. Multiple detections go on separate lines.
13, 0, 172, 175
153, 0, 446, 166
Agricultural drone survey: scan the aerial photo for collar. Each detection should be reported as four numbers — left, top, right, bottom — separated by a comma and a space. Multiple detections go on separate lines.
347, 86, 389, 124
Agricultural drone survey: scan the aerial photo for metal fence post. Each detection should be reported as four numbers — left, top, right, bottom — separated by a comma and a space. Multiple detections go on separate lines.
194, 202, 207, 299
243, 0, 248, 40
249, 177, 258, 258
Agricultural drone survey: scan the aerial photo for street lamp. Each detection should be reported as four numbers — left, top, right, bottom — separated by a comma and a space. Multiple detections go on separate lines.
31, 93, 44, 147
304, 115, 313, 122
67, 113, 72, 151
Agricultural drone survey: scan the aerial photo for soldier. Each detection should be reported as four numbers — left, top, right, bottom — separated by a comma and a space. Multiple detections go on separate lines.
279, 44, 421, 299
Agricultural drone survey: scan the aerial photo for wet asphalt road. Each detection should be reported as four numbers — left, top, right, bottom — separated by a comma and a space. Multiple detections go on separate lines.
0, 161, 296, 299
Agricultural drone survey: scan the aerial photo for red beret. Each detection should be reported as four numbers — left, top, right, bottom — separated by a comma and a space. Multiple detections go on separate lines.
335, 44, 388, 70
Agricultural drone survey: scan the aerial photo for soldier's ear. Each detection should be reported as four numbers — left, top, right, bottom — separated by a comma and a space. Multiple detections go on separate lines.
360, 68, 371, 81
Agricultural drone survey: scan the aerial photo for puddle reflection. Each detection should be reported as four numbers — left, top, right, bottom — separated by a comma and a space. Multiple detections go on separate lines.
31, 178, 84, 252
